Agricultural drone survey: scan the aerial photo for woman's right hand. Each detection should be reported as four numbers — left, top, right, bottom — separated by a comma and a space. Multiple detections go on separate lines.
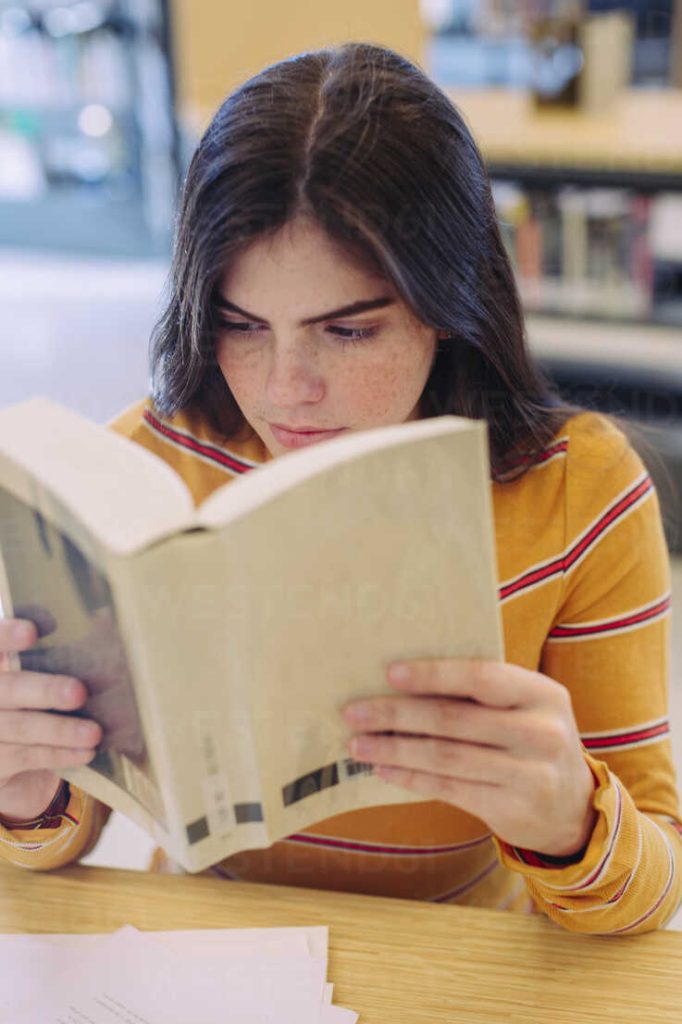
0, 618, 102, 824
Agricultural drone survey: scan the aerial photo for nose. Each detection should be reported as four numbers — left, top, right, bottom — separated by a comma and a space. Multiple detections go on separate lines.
265, 342, 325, 408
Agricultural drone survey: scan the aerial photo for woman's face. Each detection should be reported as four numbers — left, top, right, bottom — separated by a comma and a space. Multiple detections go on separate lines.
215, 217, 439, 457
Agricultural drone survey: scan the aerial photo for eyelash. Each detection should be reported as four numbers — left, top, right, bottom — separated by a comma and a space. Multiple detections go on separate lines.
216, 320, 378, 344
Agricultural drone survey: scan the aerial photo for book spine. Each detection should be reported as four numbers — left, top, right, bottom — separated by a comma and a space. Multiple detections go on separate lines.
630, 194, 654, 320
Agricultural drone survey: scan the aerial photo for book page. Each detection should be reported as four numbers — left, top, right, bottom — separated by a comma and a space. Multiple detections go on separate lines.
0, 398, 194, 555
0, 484, 170, 838
108, 534, 269, 869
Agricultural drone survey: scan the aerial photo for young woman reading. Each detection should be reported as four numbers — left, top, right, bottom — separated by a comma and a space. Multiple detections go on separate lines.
0, 43, 679, 934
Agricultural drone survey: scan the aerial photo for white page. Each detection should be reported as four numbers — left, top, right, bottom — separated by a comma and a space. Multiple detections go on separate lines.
149, 924, 328, 961
0, 934, 322, 1012
0, 925, 328, 960
321, 1009, 359, 1023
2, 927, 331, 1024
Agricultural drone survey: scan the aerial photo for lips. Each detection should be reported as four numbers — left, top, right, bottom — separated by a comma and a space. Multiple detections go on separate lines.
269, 423, 346, 449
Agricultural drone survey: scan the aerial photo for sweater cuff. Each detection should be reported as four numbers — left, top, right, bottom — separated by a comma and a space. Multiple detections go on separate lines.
0, 782, 71, 831
0, 785, 109, 871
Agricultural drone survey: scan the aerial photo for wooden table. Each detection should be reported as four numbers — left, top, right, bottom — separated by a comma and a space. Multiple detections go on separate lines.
2, 863, 682, 1023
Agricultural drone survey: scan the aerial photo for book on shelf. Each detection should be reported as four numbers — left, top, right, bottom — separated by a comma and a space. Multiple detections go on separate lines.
491, 182, 681, 322
0, 399, 503, 872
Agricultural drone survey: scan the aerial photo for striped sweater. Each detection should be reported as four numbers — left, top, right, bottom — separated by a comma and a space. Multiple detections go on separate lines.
1, 400, 680, 935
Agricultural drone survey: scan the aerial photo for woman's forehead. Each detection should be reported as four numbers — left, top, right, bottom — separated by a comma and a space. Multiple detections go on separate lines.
221, 216, 387, 284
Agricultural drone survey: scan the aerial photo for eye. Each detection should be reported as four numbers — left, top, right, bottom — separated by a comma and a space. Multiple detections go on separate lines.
217, 319, 263, 334
327, 325, 378, 343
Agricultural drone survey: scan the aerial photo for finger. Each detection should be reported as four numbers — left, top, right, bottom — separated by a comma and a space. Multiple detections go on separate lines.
0, 710, 101, 749
0, 619, 38, 654
0, 672, 88, 712
386, 659, 549, 708
343, 695, 508, 747
372, 763, 500, 822
343, 698, 564, 762
0, 744, 96, 776
348, 732, 510, 785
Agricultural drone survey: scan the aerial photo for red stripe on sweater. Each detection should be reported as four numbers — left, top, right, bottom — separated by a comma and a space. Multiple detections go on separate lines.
549, 595, 671, 638
503, 439, 569, 471
499, 558, 565, 601
582, 722, 670, 750
562, 476, 653, 572
285, 831, 492, 856
143, 410, 255, 474
431, 859, 499, 902
609, 842, 676, 934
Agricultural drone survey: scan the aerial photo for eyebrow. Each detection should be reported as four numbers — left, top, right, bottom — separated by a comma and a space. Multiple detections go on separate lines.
214, 294, 396, 326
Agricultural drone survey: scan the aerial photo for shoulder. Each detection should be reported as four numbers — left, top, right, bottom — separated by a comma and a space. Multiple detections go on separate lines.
493, 411, 639, 512
498, 409, 656, 566
558, 411, 651, 527
559, 410, 639, 480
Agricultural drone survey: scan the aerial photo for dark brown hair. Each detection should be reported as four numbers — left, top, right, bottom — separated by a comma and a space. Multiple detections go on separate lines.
150, 42, 592, 480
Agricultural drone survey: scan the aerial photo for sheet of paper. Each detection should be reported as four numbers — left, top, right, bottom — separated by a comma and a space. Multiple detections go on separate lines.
1, 927, 341, 1024
3, 924, 328, 960
0, 933, 324, 1013
322, 1009, 359, 1023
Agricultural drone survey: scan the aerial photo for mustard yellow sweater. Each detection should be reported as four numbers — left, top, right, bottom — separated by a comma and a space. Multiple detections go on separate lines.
2, 400, 680, 935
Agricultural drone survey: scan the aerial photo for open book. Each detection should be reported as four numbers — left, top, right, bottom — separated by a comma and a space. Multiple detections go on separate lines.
0, 399, 503, 872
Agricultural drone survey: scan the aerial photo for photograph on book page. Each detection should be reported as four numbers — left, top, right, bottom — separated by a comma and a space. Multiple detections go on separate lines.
0, 482, 165, 829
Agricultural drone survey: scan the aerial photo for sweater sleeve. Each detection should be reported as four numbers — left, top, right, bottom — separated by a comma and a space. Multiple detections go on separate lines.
496, 414, 682, 934
0, 787, 111, 871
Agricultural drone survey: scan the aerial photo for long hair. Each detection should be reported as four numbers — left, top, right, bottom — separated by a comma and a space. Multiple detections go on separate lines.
150, 42, 590, 480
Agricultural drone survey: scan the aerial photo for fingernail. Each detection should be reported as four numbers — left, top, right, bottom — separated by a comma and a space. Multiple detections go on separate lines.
387, 663, 410, 683
342, 702, 371, 724
13, 621, 36, 646
78, 720, 98, 741
60, 678, 78, 702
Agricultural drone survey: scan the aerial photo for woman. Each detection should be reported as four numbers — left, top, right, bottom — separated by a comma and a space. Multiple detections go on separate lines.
0, 42, 679, 934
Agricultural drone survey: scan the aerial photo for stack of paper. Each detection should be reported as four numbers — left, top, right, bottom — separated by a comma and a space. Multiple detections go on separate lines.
0, 924, 358, 1023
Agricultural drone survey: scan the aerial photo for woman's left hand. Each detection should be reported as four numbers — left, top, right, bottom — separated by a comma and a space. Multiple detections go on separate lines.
342, 659, 598, 857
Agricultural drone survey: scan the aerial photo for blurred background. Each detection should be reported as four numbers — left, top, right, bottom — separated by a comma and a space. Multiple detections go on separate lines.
0, 0, 681, 909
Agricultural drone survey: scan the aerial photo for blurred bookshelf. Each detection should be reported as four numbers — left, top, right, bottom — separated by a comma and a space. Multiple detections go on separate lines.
448, 88, 682, 329
445, 83, 682, 551
0, 0, 179, 258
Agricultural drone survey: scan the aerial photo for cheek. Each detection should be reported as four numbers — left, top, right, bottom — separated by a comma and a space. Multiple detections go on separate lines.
215, 345, 259, 402
341, 345, 434, 416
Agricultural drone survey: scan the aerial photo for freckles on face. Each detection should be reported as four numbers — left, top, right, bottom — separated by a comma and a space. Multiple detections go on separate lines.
341, 332, 435, 426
